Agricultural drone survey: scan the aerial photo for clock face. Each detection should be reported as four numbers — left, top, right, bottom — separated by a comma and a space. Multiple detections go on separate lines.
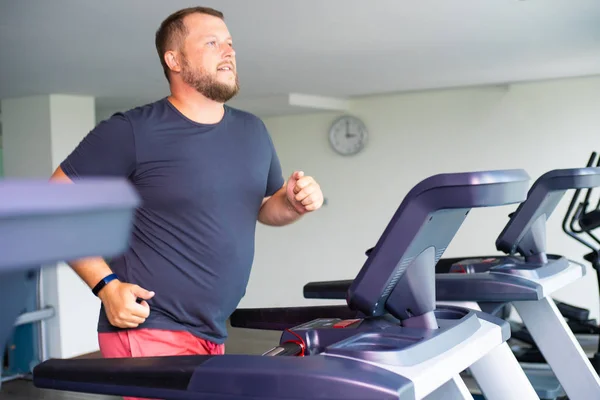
328, 115, 368, 156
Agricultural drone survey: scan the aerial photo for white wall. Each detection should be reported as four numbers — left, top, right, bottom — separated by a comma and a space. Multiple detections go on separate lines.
242, 75, 600, 322
2, 95, 53, 179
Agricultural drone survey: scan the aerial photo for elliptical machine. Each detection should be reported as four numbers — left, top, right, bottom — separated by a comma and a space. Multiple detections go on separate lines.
562, 152, 600, 351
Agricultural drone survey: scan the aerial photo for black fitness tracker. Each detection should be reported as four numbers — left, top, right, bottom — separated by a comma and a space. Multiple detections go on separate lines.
92, 273, 119, 296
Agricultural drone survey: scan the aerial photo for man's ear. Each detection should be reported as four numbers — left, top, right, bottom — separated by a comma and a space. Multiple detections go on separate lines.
164, 51, 181, 73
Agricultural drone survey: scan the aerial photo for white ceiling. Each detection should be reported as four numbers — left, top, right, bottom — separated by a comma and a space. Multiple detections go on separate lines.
1, 0, 600, 117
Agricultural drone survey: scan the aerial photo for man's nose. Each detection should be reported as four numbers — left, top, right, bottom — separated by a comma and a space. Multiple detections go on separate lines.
222, 44, 235, 58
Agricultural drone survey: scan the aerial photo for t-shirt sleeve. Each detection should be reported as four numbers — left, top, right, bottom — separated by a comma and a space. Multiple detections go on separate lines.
264, 128, 285, 197
60, 113, 136, 179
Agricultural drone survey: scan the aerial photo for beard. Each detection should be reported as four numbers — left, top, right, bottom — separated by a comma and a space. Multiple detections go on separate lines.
180, 55, 240, 103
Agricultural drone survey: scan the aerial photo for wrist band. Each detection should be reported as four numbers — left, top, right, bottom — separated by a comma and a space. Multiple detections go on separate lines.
92, 273, 119, 296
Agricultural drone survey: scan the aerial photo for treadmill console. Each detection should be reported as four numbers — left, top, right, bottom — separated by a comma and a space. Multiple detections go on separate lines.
496, 167, 600, 263
346, 169, 530, 329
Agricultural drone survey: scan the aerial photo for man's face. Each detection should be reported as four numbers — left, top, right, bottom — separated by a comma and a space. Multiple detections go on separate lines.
178, 13, 239, 102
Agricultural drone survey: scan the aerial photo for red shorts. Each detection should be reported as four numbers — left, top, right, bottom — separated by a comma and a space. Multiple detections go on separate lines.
98, 328, 225, 400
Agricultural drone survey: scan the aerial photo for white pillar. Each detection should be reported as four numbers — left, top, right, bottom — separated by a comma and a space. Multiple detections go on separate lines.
1, 94, 101, 360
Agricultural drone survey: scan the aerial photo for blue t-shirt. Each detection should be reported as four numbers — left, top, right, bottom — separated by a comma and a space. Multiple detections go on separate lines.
61, 98, 284, 343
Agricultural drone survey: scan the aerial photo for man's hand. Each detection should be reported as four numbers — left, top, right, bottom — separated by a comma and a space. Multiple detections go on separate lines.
285, 171, 324, 215
98, 280, 155, 328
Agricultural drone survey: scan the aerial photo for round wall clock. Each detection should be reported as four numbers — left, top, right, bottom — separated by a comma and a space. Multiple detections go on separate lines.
328, 115, 368, 156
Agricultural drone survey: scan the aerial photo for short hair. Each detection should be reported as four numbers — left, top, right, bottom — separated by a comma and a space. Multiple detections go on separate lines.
155, 6, 225, 81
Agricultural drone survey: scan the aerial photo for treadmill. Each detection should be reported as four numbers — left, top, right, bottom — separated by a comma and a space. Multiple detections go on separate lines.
0, 178, 140, 378
435, 167, 600, 400
304, 167, 600, 400
26, 169, 538, 399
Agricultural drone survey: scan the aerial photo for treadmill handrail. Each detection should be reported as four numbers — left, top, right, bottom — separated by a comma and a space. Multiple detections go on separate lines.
33, 353, 415, 399
0, 178, 140, 217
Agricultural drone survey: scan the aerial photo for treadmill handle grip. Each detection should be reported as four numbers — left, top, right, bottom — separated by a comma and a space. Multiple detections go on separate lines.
303, 280, 351, 299
262, 341, 304, 357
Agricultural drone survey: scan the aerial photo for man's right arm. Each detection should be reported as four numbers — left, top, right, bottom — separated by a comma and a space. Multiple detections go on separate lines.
50, 165, 154, 328
50, 166, 116, 293
50, 114, 154, 328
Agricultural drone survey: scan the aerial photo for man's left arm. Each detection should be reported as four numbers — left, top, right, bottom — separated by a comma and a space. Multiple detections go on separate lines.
258, 171, 324, 226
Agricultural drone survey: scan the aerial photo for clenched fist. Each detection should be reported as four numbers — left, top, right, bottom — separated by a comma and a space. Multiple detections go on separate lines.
98, 280, 155, 328
286, 171, 324, 214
